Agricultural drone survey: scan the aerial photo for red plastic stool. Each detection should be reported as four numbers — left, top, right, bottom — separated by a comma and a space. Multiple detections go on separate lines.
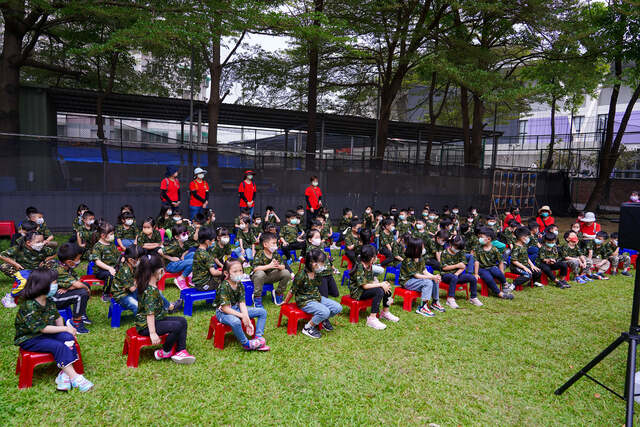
16, 340, 84, 389
296, 257, 306, 274
504, 272, 530, 291
393, 287, 421, 311
80, 275, 104, 288
206, 316, 256, 349
377, 253, 386, 263
122, 327, 171, 368
276, 303, 324, 335
477, 278, 490, 297
158, 271, 180, 291
340, 255, 353, 270
438, 281, 470, 299
539, 269, 568, 286
340, 295, 373, 323
0, 220, 16, 237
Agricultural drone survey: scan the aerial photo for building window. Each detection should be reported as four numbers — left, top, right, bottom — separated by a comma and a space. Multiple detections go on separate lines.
518, 120, 528, 145
597, 114, 608, 132
573, 116, 584, 133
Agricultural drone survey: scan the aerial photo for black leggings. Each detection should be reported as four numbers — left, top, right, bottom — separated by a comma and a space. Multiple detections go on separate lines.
282, 242, 306, 260
94, 269, 114, 295
539, 261, 568, 283
51, 288, 89, 318
360, 287, 392, 314
379, 247, 396, 267
319, 275, 339, 298
139, 316, 188, 353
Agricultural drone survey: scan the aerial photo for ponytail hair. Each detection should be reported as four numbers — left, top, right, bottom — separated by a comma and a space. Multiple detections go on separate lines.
116, 245, 143, 274
222, 259, 243, 280
135, 253, 164, 294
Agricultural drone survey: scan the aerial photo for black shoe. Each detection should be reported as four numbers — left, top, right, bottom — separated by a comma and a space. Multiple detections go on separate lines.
169, 299, 183, 314
302, 323, 321, 339
81, 315, 92, 325
101, 294, 111, 303
500, 292, 514, 300
561, 280, 571, 288
321, 319, 334, 331
622, 271, 632, 277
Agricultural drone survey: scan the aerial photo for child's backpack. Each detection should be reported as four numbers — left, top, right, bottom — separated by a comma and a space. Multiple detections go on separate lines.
11, 270, 31, 298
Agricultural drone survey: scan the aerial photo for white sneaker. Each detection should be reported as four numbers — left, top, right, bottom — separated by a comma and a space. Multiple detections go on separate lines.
470, 297, 484, 307
55, 371, 71, 391
505, 282, 515, 291
533, 282, 544, 287
366, 316, 387, 330
380, 310, 399, 322
446, 297, 459, 309
2, 293, 16, 308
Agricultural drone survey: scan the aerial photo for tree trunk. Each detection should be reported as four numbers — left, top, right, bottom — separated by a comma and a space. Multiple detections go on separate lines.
306, 0, 323, 168
543, 97, 557, 170
460, 86, 471, 164
375, 91, 394, 161
0, 28, 22, 134
424, 130, 433, 166
468, 93, 484, 167
96, 94, 106, 139
207, 38, 221, 147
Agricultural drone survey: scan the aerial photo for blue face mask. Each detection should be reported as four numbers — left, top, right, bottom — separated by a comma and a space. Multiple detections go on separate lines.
47, 282, 58, 297
524, 237, 531, 245
545, 242, 555, 248
541, 212, 549, 218
478, 237, 488, 245
594, 238, 603, 245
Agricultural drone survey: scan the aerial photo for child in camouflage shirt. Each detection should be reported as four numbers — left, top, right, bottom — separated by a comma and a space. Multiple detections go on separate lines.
76, 211, 98, 260
251, 232, 293, 307
159, 224, 197, 290
440, 235, 480, 309
510, 226, 543, 288
344, 219, 363, 268
115, 211, 137, 250
305, 230, 339, 298
210, 228, 232, 269
400, 236, 444, 318
90, 222, 120, 301
607, 232, 632, 276
52, 243, 91, 334
136, 217, 163, 255
588, 231, 613, 280
536, 232, 571, 288
233, 217, 254, 263
560, 231, 592, 284
474, 227, 514, 300
279, 211, 306, 262
112, 245, 143, 315
191, 227, 222, 291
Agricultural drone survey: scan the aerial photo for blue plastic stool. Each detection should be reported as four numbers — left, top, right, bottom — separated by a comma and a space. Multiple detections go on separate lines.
107, 298, 129, 328
86, 261, 95, 275
180, 288, 217, 316
261, 283, 274, 299
229, 234, 236, 245
242, 281, 254, 306
324, 247, 331, 256
341, 270, 350, 287
331, 232, 341, 242
384, 266, 401, 286
58, 308, 73, 323
426, 266, 434, 274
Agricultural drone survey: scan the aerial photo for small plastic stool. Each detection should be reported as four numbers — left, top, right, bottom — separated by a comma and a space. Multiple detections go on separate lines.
383, 266, 400, 286
108, 298, 133, 328
207, 316, 255, 349
277, 303, 313, 335
505, 272, 529, 291
86, 261, 95, 275
58, 307, 73, 323
80, 274, 104, 288
16, 340, 84, 388
158, 271, 180, 291
122, 327, 171, 368
340, 255, 353, 270
340, 295, 373, 323
180, 288, 217, 316
393, 287, 421, 311
340, 270, 350, 287
242, 280, 255, 306
438, 281, 470, 299
261, 283, 275, 299
0, 220, 16, 237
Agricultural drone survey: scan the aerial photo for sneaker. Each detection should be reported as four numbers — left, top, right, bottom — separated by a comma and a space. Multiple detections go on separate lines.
242, 262, 250, 269
561, 280, 572, 288
533, 281, 544, 287
622, 270, 632, 277
470, 297, 484, 306
302, 323, 322, 339
2, 293, 17, 308
74, 323, 90, 334
429, 301, 445, 313
175, 275, 188, 290
589, 274, 602, 281
598, 273, 609, 281
500, 293, 514, 300
71, 375, 94, 392
583, 275, 594, 282
504, 282, 515, 292
416, 304, 435, 317
257, 343, 271, 351
446, 297, 459, 309
154, 349, 174, 360
101, 294, 110, 303
171, 349, 196, 364
380, 310, 399, 322
243, 338, 265, 350
611, 270, 618, 276
321, 319, 334, 331
253, 297, 263, 308
81, 315, 92, 325
576, 276, 587, 284
272, 293, 284, 306
55, 371, 71, 392
169, 299, 183, 314
366, 316, 387, 330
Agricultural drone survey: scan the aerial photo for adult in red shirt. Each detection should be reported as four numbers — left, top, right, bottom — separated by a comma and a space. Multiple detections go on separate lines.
535, 205, 555, 232
238, 170, 257, 217
160, 166, 180, 209
579, 211, 601, 239
502, 207, 521, 230
189, 167, 210, 219
304, 175, 323, 229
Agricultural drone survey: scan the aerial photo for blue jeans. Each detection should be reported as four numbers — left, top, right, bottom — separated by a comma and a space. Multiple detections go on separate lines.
120, 238, 134, 248
301, 297, 342, 325
478, 266, 506, 296
166, 252, 195, 276
528, 246, 539, 263
404, 277, 438, 302
20, 332, 78, 368
116, 293, 139, 315
464, 254, 475, 274
216, 305, 267, 345
232, 246, 254, 261
189, 205, 203, 220
441, 272, 478, 298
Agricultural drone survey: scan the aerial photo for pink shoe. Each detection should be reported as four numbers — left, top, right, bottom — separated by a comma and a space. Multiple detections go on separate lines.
186, 274, 193, 287
175, 275, 189, 290
380, 310, 399, 322
257, 343, 271, 351
154, 349, 174, 360
171, 350, 196, 364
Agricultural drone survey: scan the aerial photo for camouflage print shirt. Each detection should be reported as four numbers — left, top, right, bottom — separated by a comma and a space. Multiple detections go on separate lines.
113, 263, 134, 300
236, 228, 255, 248
338, 217, 351, 234
440, 249, 466, 269
400, 257, 425, 285
423, 237, 437, 259
560, 244, 584, 259
412, 230, 431, 245
14, 298, 59, 345
213, 280, 245, 311
210, 243, 232, 264
115, 224, 138, 241
191, 248, 218, 288
281, 224, 300, 244
72, 216, 83, 232
90, 242, 120, 272
291, 269, 322, 308
162, 239, 189, 258
593, 243, 615, 259
55, 262, 80, 290
502, 229, 516, 247
1, 245, 55, 270
475, 245, 502, 269
344, 232, 361, 253
379, 231, 395, 249
321, 222, 331, 240
36, 222, 53, 239
137, 229, 162, 246
251, 249, 286, 277
135, 286, 167, 331
156, 216, 172, 230
305, 244, 332, 277
425, 221, 438, 235
349, 262, 374, 300
396, 222, 412, 237
536, 244, 561, 266
510, 244, 530, 271
77, 227, 98, 252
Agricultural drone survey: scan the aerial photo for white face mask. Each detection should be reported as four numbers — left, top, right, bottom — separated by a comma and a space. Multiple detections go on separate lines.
255, 220, 261, 225
125, 219, 134, 226
173, 216, 181, 222
86, 219, 95, 225
324, 214, 329, 218
452, 210, 459, 214
421, 248, 426, 256
35, 217, 44, 225
416, 223, 424, 230
197, 173, 205, 179
221, 237, 230, 245
247, 175, 253, 180
106, 234, 115, 243
313, 265, 326, 273
31, 242, 45, 251
267, 244, 278, 253
166, 210, 172, 216
366, 209, 371, 214
230, 274, 244, 282
297, 211, 304, 216
179, 233, 189, 242
312, 181, 318, 187
311, 238, 322, 246
487, 221, 496, 226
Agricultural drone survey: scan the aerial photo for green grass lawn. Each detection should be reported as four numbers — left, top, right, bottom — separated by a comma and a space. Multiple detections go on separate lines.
0, 234, 637, 426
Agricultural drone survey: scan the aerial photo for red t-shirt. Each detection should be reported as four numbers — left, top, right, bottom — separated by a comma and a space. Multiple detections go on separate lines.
579, 222, 601, 237
189, 179, 209, 207
305, 186, 322, 210
160, 177, 180, 203
503, 213, 521, 230
238, 180, 256, 207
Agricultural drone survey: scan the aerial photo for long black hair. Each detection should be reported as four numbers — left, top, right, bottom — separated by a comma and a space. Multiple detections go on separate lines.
117, 245, 143, 274
305, 249, 326, 273
135, 253, 164, 294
